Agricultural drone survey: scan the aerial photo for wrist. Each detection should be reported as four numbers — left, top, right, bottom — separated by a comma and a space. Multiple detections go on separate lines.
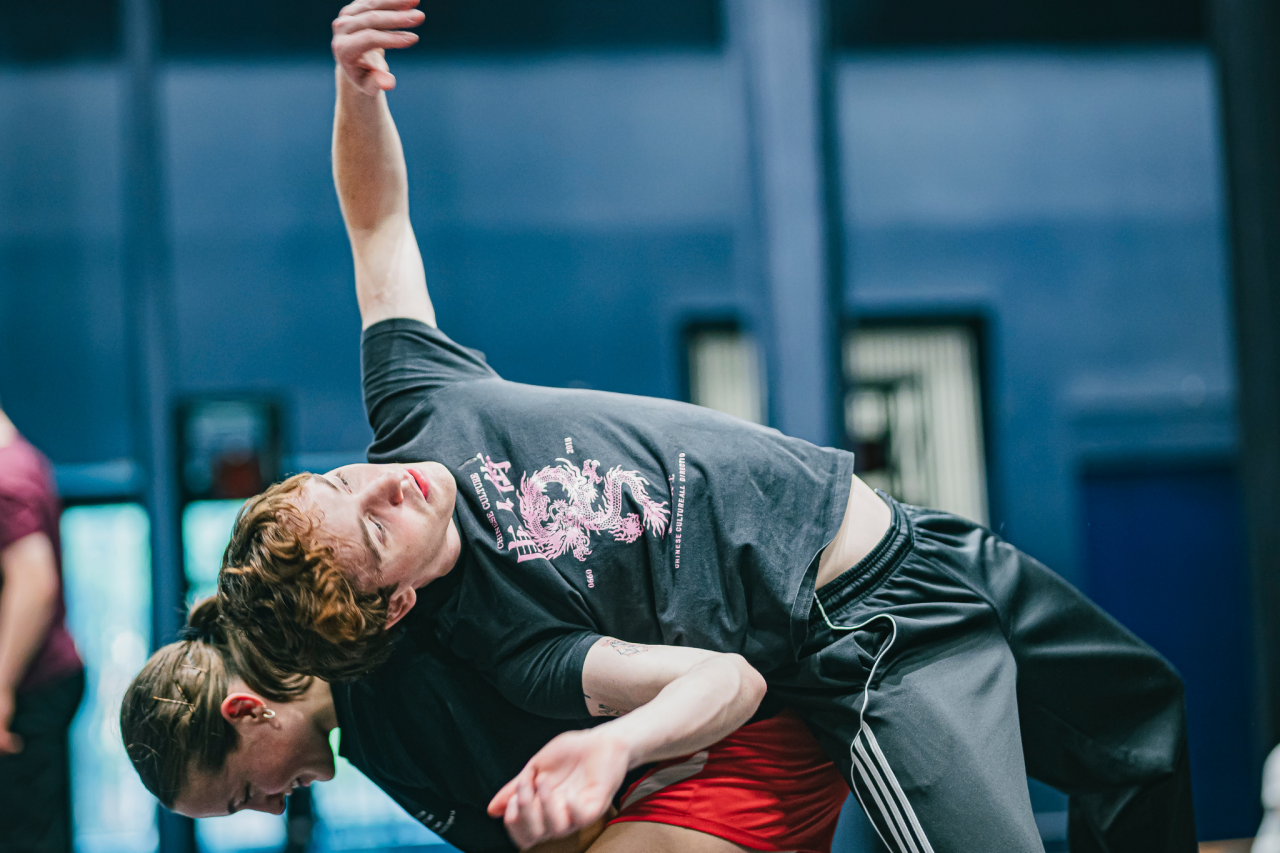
589, 725, 638, 771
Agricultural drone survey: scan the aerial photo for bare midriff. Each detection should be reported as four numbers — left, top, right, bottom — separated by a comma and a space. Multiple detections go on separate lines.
814, 475, 892, 591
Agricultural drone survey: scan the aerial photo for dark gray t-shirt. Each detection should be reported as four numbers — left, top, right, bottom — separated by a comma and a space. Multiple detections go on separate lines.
362, 319, 854, 719
333, 605, 585, 853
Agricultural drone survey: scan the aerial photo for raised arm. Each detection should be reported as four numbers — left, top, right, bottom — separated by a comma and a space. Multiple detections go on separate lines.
487, 639, 766, 849
331, 0, 435, 329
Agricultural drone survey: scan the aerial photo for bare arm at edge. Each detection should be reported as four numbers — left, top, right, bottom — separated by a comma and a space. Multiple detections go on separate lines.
0, 532, 61, 754
331, 0, 435, 330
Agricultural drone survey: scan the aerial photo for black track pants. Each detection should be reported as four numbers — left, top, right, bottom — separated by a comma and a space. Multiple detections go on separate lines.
770, 498, 1196, 853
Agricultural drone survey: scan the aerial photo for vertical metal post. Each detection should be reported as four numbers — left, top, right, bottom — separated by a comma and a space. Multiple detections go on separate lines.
728, 0, 846, 447
1212, 0, 1280, 759
121, 0, 191, 850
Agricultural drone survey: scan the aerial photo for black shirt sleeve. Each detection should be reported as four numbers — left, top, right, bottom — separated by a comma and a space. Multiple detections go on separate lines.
361, 319, 499, 440
442, 549, 604, 720
483, 630, 601, 720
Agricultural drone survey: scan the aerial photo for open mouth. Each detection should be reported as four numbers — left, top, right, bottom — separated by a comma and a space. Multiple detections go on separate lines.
406, 467, 430, 501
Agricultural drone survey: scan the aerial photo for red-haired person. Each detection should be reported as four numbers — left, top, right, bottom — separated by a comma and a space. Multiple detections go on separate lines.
0, 405, 84, 853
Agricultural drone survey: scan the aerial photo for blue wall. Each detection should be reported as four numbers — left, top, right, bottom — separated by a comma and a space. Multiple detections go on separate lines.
837, 50, 1234, 582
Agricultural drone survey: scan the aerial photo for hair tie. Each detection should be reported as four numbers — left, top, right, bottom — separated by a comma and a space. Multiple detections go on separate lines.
179, 624, 209, 643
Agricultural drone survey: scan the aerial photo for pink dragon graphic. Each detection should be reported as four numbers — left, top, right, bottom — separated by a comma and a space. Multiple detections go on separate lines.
517, 458, 671, 561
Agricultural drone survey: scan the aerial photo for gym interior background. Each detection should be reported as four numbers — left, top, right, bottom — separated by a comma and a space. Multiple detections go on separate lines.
2, 0, 1277, 851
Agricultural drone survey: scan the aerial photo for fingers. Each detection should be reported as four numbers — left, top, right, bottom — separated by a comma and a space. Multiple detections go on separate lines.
506, 773, 547, 849
488, 775, 521, 817
333, 8, 424, 36
502, 770, 580, 849
332, 0, 423, 93
333, 28, 419, 66
503, 771, 604, 848
536, 774, 575, 838
338, 0, 421, 19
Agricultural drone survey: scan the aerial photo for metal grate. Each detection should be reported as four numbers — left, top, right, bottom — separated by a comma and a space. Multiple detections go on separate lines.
687, 327, 766, 425
844, 324, 989, 525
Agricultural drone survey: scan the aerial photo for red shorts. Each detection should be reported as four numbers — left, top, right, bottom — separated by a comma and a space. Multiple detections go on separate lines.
609, 710, 849, 852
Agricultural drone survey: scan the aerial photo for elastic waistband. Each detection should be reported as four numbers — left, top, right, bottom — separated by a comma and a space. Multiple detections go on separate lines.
814, 493, 913, 614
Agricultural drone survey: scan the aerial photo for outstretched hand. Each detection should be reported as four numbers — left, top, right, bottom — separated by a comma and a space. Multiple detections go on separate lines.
332, 0, 425, 96
488, 730, 630, 850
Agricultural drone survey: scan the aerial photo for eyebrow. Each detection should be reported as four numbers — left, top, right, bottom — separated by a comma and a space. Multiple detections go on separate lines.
313, 475, 382, 570
360, 517, 383, 571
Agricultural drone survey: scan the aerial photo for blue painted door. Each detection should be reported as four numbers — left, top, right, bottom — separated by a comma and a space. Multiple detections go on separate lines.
1081, 467, 1259, 840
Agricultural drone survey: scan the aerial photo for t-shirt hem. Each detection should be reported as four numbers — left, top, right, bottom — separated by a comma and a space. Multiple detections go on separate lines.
788, 452, 857, 657
552, 632, 602, 719
360, 316, 437, 342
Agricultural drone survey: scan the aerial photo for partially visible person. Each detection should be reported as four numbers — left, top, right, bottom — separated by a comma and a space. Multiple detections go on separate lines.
121, 599, 847, 853
1255, 744, 1280, 853
0, 405, 85, 853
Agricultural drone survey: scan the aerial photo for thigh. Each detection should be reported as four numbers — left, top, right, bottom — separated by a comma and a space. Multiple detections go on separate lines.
914, 507, 1188, 789
589, 822, 754, 853
608, 709, 848, 853
775, 555, 1044, 853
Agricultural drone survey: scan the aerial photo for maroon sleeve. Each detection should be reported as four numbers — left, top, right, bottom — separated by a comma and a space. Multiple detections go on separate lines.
0, 444, 54, 550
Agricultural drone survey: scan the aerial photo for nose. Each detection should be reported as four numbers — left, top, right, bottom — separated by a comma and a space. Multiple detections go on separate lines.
247, 791, 288, 815
365, 470, 407, 506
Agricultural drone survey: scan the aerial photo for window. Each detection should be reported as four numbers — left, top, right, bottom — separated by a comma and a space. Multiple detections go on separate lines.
182, 500, 244, 606
60, 504, 156, 853
844, 323, 989, 524
686, 325, 767, 425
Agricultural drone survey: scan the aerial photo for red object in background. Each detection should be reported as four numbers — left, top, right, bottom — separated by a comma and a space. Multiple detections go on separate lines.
213, 451, 263, 499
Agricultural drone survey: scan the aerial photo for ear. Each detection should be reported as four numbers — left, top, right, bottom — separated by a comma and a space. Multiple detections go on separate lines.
221, 692, 267, 724
384, 585, 417, 630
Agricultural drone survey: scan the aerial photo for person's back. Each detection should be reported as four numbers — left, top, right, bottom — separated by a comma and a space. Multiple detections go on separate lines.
0, 408, 84, 853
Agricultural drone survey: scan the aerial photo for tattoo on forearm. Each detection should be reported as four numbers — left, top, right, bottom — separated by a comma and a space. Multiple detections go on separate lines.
603, 638, 647, 657
584, 693, 628, 717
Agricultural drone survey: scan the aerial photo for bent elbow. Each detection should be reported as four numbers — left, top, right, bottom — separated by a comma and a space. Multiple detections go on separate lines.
724, 654, 767, 711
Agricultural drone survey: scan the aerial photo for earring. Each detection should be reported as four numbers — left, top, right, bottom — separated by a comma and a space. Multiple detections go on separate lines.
263, 708, 276, 719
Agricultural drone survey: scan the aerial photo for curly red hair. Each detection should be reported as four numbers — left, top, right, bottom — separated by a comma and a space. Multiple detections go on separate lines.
217, 473, 397, 691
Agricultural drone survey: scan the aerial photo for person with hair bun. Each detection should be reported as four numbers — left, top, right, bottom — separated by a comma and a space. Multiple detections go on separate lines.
120, 598, 336, 817
122, 598, 850, 853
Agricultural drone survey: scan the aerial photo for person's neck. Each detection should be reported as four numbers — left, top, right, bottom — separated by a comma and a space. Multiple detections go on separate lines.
0, 411, 17, 449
